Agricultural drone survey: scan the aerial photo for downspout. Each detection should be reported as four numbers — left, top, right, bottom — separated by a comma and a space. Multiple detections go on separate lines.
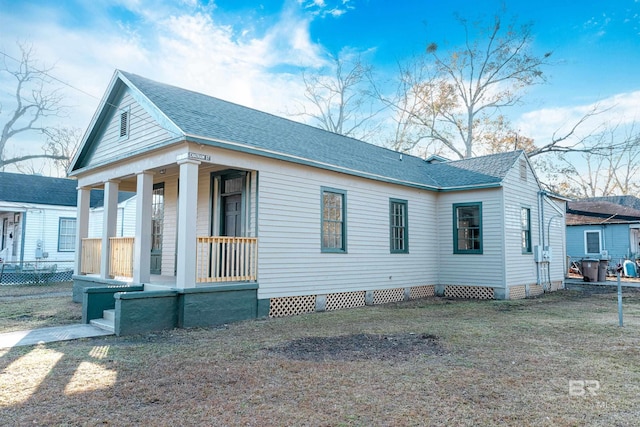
537, 191, 544, 287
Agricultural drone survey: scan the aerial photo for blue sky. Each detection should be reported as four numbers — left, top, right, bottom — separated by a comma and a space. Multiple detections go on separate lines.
0, 0, 639, 173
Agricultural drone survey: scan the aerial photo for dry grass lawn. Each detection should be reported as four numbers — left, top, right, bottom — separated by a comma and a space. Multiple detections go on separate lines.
0, 285, 639, 426
0, 282, 79, 332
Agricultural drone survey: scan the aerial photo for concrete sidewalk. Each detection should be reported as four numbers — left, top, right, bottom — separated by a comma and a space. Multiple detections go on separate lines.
0, 324, 113, 349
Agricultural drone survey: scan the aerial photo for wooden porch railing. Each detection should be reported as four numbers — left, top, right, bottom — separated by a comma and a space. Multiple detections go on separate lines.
81, 236, 256, 283
196, 236, 258, 283
109, 237, 134, 278
81, 238, 102, 274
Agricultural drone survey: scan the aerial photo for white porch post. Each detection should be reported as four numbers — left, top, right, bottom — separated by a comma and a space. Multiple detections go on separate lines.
74, 187, 91, 276
133, 171, 153, 284
176, 159, 200, 289
100, 180, 119, 279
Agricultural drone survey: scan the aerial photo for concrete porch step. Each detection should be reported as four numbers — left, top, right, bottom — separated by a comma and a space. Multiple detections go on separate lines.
103, 309, 115, 322
90, 309, 115, 333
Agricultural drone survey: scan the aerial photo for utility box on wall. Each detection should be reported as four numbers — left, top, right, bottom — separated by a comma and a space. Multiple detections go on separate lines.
534, 246, 553, 262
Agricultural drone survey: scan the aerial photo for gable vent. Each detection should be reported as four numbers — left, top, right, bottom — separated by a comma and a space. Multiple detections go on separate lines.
520, 159, 527, 181
119, 110, 129, 138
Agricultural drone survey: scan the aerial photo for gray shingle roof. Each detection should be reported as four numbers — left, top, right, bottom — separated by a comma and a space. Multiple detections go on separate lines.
87, 71, 525, 191
0, 172, 133, 208
567, 200, 640, 225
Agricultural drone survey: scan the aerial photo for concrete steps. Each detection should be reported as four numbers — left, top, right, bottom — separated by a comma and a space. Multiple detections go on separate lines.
90, 309, 115, 333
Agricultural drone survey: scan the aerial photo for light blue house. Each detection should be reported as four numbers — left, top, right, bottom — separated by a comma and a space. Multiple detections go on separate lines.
566, 199, 640, 265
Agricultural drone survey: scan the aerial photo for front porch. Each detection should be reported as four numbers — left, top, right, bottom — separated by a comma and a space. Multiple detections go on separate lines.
72, 149, 262, 335
78, 235, 258, 287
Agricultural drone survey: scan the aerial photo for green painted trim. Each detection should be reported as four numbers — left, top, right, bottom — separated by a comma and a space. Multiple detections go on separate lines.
257, 298, 270, 318
521, 206, 533, 254
69, 136, 185, 176
115, 292, 179, 336
180, 287, 258, 328
453, 202, 483, 254
115, 290, 178, 299
84, 285, 145, 294
180, 283, 258, 293
320, 186, 347, 253
389, 198, 409, 254
82, 285, 144, 323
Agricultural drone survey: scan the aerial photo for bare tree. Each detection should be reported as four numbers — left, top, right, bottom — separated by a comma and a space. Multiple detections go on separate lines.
292, 53, 383, 141
0, 42, 68, 171
540, 124, 640, 197
380, 13, 552, 158
14, 126, 82, 177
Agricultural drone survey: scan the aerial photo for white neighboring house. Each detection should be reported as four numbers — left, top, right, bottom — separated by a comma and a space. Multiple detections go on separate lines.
67, 71, 567, 335
0, 171, 134, 282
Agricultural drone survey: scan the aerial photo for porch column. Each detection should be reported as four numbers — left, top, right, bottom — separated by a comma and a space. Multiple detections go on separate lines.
133, 171, 153, 284
100, 180, 119, 279
176, 159, 200, 289
74, 187, 91, 276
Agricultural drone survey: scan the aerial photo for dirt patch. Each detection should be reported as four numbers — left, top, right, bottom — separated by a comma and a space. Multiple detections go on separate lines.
266, 332, 443, 362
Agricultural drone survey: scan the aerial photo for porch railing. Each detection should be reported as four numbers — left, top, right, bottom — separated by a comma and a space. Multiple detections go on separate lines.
81, 238, 102, 274
80, 236, 256, 283
110, 237, 134, 278
196, 236, 258, 283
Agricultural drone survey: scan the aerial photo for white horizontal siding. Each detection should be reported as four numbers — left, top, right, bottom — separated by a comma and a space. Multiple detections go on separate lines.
435, 188, 505, 287
88, 197, 137, 238
88, 89, 174, 167
21, 207, 77, 263
256, 158, 438, 299
502, 156, 541, 286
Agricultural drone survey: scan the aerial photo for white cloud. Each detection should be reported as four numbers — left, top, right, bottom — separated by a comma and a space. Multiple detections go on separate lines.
0, 0, 333, 174
516, 90, 640, 146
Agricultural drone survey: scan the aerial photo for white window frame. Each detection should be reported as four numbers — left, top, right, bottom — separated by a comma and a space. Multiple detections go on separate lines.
584, 230, 602, 255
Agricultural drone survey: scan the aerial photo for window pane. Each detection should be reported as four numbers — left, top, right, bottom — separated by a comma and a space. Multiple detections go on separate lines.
59, 218, 77, 252
586, 232, 600, 253
390, 200, 407, 252
455, 204, 481, 253
521, 208, 531, 252
322, 190, 345, 251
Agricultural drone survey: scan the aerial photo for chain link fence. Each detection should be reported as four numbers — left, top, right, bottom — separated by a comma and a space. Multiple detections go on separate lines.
0, 260, 74, 285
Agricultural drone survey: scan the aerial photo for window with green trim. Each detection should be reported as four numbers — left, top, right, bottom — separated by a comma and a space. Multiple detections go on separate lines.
58, 217, 76, 252
453, 202, 482, 254
390, 199, 408, 253
521, 207, 532, 253
322, 188, 346, 252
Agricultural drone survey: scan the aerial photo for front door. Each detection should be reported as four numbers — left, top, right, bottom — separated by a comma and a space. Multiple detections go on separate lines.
151, 183, 164, 275
222, 194, 242, 237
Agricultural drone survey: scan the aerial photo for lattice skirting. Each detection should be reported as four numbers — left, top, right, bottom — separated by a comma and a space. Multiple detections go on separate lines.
529, 284, 544, 297
269, 295, 316, 318
509, 285, 527, 300
410, 285, 436, 299
373, 288, 405, 304
444, 285, 494, 300
326, 291, 366, 311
